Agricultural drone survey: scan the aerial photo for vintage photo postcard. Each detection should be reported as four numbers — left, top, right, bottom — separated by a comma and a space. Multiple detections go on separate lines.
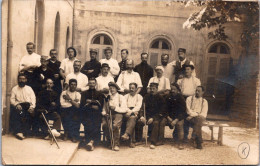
1, 0, 259, 165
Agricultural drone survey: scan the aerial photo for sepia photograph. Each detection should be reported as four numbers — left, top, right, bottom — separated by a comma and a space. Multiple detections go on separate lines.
1, 0, 259, 165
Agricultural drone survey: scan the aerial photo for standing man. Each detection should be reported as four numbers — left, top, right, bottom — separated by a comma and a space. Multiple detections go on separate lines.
148, 66, 171, 95
99, 47, 120, 79
101, 82, 127, 151
134, 53, 154, 97
19, 42, 41, 91
121, 83, 143, 148
60, 47, 78, 80
116, 59, 142, 95
115, 49, 129, 81
34, 55, 53, 95
64, 60, 89, 92
177, 64, 201, 99
142, 83, 167, 149
60, 79, 81, 142
81, 49, 101, 79
47, 49, 62, 96
186, 86, 208, 149
171, 48, 196, 82
80, 78, 104, 151
96, 63, 114, 94
161, 54, 174, 83
36, 78, 61, 139
165, 83, 187, 150
10, 73, 36, 140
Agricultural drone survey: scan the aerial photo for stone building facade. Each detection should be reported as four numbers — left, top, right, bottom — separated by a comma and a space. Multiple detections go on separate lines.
2, 0, 259, 130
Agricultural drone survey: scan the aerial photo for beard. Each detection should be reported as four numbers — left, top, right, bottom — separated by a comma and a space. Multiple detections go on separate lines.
126, 67, 133, 71
18, 82, 26, 87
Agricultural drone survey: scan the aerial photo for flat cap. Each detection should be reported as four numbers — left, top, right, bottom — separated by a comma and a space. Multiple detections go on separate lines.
101, 63, 110, 68
178, 48, 186, 53
108, 82, 120, 90
90, 48, 98, 54
149, 82, 159, 88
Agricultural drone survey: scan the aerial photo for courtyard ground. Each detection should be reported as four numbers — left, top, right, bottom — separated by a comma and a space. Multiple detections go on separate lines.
1, 122, 259, 165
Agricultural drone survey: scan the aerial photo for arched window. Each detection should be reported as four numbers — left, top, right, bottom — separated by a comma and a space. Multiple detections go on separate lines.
54, 12, 60, 56
148, 38, 171, 68
90, 34, 113, 60
204, 42, 231, 114
34, 0, 44, 54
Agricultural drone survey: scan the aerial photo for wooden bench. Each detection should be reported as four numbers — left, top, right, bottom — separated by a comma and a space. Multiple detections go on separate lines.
202, 121, 230, 145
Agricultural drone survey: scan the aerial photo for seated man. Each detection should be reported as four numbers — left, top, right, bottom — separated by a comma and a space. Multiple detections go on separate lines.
101, 82, 127, 151
96, 63, 114, 95
80, 78, 104, 151
165, 83, 187, 150
36, 78, 61, 139
121, 83, 143, 148
186, 86, 208, 149
147, 65, 170, 96
60, 79, 81, 142
142, 82, 167, 149
10, 73, 36, 140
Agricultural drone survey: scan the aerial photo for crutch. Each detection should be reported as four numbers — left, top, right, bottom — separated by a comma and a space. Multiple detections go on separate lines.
41, 112, 60, 149
143, 103, 148, 146
104, 97, 115, 150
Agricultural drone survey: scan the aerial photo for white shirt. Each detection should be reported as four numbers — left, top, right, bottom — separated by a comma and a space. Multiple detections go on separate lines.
186, 95, 208, 118
107, 93, 127, 113
177, 76, 201, 96
19, 52, 41, 72
148, 76, 171, 91
65, 72, 89, 91
60, 90, 81, 108
10, 85, 36, 108
60, 58, 78, 77
124, 93, 143, 113
170, 58, 196, 77
116, 71, 143, 91
96, 75, 114, 91
162, 63, 174, 83
99, 58, 120, 78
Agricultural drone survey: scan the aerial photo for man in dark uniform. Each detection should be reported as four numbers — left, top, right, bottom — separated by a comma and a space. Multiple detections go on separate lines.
165, 83, 187, 150
47, 49, 62, 96
115, 49, 128, 81
134, 53, 154, 97
171, 48, 196, 82
80, 78, 104, 151
34, 55, 53, 96
36, 78, 61, 139
81, 49, 101, 79
136, 83, 167, 149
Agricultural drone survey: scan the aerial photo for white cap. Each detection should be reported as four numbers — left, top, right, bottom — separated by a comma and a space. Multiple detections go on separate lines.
155, 65, 164, 72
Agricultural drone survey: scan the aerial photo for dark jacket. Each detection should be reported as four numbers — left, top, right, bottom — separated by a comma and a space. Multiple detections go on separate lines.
47, 59, 62, 95
134, 62, 154, 96
174, 59, 192, 82
80, 89, 104, 112
33, 66, 54, 94
166, 93, 187, 121
140, 93, 167, 120
115, 60, 127, 82
36, 89, 59, 113
80, 59, 101, 78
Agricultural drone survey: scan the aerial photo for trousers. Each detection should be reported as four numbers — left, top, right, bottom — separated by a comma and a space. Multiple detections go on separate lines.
150, 117, 167, 145
171, 119, 184, 143
39, 112, 61, 135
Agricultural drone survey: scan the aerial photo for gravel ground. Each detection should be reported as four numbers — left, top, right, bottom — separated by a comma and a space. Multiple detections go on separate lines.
69, 126, 259, 165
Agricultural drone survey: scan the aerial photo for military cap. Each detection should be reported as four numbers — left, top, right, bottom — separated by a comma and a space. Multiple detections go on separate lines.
108, 82, 120, 90
178, 48, 186, 53
90, 48, 98, 54
101, 63, 110, 68
149, 82, 159, 88
183, 64, 195, 70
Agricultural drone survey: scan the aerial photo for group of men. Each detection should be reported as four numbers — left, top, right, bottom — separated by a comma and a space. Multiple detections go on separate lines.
10, 42, 208, 152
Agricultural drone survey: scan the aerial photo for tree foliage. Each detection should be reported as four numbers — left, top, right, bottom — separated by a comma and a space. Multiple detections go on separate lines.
181, 0, 259, 45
